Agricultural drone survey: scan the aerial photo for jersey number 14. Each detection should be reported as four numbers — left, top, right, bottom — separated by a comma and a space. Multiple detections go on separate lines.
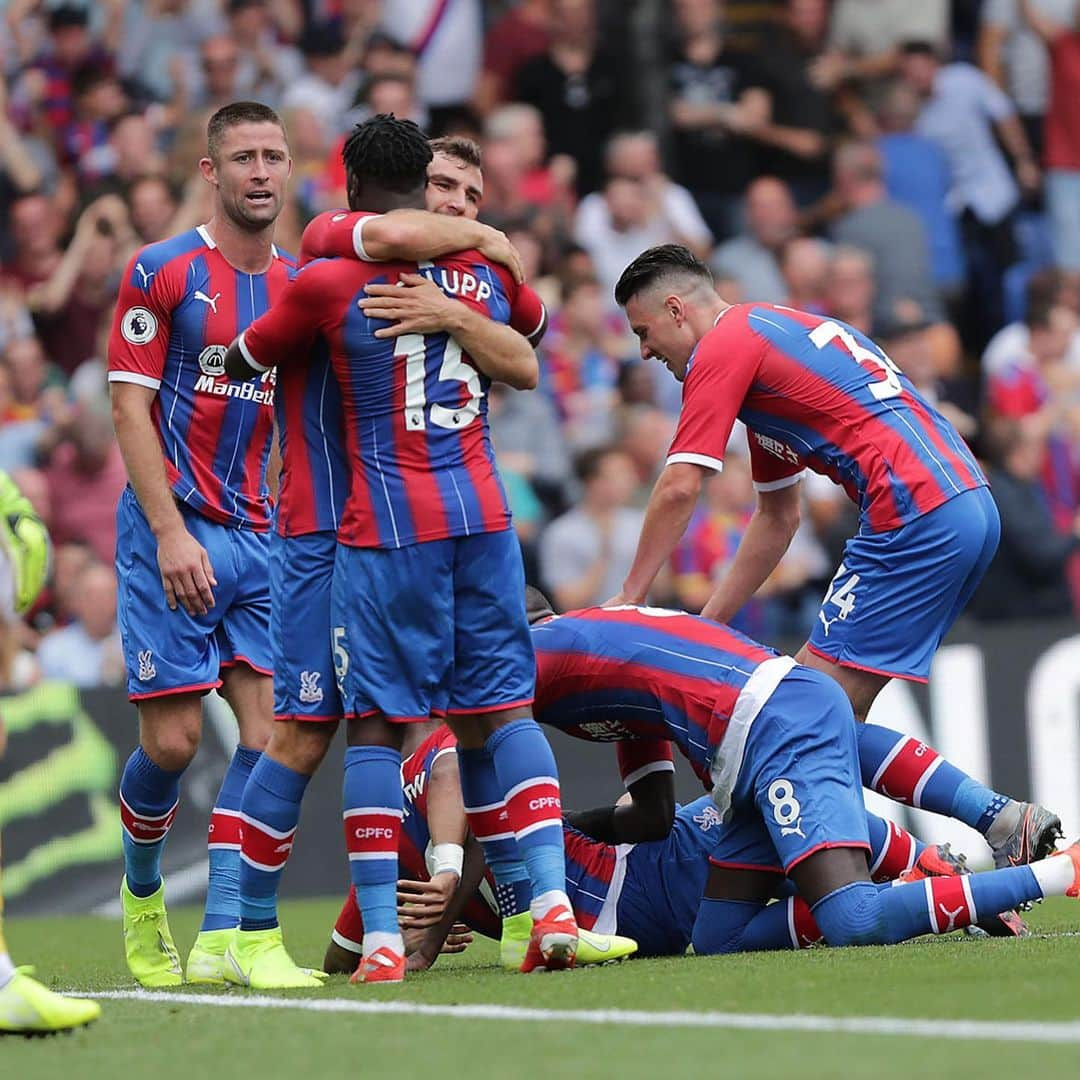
397, 332, 483, 432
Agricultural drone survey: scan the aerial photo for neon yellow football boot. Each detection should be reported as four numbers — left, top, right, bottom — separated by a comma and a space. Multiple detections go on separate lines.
186, 928, 234, 986
0, 968, 100, 1036
223, 927, 329, 989
499, 912, 637, 969
121, 877, 182, 988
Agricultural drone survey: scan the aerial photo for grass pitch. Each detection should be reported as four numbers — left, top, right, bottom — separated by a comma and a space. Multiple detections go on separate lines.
3, 897, 1080, 1079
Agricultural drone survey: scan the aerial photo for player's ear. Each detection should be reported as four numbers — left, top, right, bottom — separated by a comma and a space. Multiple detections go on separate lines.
666, 295, 684, 326
198, 156, 218, 188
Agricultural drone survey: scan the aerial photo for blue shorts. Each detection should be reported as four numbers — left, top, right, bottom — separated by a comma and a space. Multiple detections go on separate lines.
331, 529, 535, 723
807, 486, 1000, 682
271, 531, 343, 722
116, 486, 271, 701
708, 668, 869, 875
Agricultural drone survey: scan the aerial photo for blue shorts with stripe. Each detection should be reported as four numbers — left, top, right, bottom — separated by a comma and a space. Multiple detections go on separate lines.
709, 668, 869, 875
116, 485, 271, 701
331, 528, 535, 722
271, 530, 344, 721
807, 486, 1000, 682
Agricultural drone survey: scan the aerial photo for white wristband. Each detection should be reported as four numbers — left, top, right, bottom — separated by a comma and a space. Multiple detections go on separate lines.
427, 842, 464, 879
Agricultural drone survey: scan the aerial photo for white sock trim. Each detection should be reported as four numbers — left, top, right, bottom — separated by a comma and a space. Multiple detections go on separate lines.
530, 889, 572, 921
361, 931, 403, 959
0, 952, 15, 989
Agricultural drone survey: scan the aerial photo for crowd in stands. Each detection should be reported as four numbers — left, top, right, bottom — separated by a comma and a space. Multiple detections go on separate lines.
1, 0, 1079, 689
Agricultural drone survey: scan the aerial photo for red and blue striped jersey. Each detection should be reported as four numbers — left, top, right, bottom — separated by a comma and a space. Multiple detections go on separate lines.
400, 724, 459, 861
240, 249, 543, 548
531, 605, 777, 786
667, 304, 987, 534
107, 226, 295, 531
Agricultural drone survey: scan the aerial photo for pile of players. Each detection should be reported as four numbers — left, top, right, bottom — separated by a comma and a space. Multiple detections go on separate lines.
15, 99, 1077, 1028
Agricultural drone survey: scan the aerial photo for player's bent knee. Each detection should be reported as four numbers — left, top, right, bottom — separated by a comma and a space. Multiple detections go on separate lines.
810, 881, 889, 947
268, 719, 337, 775
691, 898, 763, 955
138, 697, 203, 771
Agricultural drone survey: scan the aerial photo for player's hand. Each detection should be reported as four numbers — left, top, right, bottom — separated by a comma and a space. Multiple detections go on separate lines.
405, 924, 473, 972
603, 592, 629, 608
396, 871, 458, 929
474, 225, 525, 283
156, 524, 217, 615
360, 274, 460, 337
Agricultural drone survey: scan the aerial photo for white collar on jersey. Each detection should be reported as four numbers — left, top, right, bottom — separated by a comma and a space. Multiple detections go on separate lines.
196, 223, 278, 259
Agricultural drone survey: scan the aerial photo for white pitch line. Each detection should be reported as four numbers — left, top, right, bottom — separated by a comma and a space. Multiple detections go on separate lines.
84, 991, 1080, 1044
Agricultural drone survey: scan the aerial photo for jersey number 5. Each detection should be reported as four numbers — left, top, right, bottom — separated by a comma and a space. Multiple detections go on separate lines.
809, 320, 903, 402
397, 332, 483, 433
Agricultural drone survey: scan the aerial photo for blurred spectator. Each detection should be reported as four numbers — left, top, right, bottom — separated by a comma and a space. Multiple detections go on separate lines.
40, 395, 126, 566
37, 561, 123, 687
978, 0, 1077, 159
985, 294, 1080, 538
127, 175, 179, 244
616, 404, 677, 503
514, 0, 635, 196
539, 445, 645, 610
0, 80, 45, 223
968, 417, 1080, 620
63, 65, 127, 182
824, 245, 876, 335
476, 0, 552, 114
488, 381, 571, 509
748, 0, 847, 206
876, 80, 966, 300
118, 0, 222, 106
44, 539, 93, 629
380, 0, 482, 130
14, 5, 115, 137
484, 104, 576, 216
282, 23, 361, 136
666, 0, 770, 238
575, 132, 712, 299
190, 35, 246, 111
780, 236, 830, 313
900, 41, 1039, 343
0, 363, 45, 470
818, 0, 950, 91
711, 176, 797, 304
2, 336, 62, 421
0, 287, 34, 356
540, 276, 633, 448
1019, 1, 1080, 271
830, 139, 942, 327
23, 195, 132, 374
983, 268, 1080, 377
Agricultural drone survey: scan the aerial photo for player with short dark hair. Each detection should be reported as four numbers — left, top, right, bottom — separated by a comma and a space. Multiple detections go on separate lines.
107, 101, 295, 988
526, 597, 1080, 952
226, 113, 576, 984
610, 243, 1062, 869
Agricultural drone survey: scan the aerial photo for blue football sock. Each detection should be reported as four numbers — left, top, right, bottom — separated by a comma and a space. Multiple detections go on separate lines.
202, 745, 261, 932
457, 746, 531, 918
119, 747, 183, 898
856, 723, 1009, 832
812, 866, 1043, 947
486, 719, 567, 910
238, 755, 310, 931
343, 745, 402, 947
865, 811, 927, 881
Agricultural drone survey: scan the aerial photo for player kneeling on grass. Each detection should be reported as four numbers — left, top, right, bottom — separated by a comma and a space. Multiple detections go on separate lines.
0, 471, 100, 1036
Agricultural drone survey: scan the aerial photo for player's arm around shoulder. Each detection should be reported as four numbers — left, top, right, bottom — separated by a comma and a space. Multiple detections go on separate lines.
359, 271, 539, 390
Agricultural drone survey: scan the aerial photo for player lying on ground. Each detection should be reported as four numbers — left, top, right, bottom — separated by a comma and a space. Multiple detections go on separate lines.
0, 471, 100, 1035
322, 724, 1016, 972
322, 724, 638, 974
213, 128, 545, 989
226, 115, 584, 982
609, 244, 1060, 867
525, 594, 1080, 950
107, 102, 298, 988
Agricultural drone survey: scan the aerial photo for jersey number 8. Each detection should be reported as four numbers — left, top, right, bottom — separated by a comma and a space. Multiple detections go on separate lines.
397, 332, 483, 433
